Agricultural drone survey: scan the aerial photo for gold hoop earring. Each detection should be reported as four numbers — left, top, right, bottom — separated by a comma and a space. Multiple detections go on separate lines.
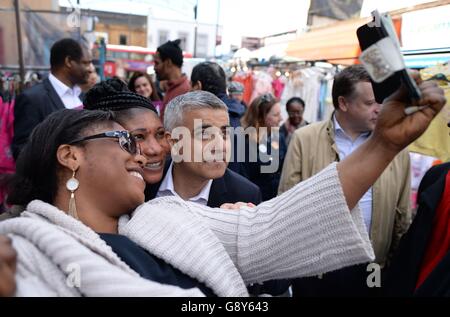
66, 169, 79, 219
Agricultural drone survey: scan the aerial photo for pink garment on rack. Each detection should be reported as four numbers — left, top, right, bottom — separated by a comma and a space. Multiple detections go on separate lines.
250, 72, 273, 103
0, 97, 15, 206
0, 97, 15, 174
272, 78, 285, 99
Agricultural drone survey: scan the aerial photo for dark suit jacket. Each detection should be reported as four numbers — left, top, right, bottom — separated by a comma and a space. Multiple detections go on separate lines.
144, 160, 292, 296
12, 78, 65, 160
384, 162, 450, 297
144, 160, 262, 207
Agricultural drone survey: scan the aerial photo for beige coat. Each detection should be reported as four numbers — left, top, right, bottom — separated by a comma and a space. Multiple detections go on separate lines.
278, 118, 411, 266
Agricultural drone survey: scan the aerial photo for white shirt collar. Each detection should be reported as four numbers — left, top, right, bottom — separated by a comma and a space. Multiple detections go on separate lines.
333, 113, 371, 139
156, 161, 213, 206
48, 73, 81, 99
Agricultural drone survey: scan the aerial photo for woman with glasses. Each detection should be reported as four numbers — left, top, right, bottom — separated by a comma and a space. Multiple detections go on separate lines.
0, 109, 203, 296
0, 73, 446, 296
240, 94, 284, 201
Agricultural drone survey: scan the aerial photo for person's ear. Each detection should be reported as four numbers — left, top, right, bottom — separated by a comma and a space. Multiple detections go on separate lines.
56, 144, 83, 172
64, 56, 73, 70
191, 81, 202, 91
337, 96, 348, 112
165, 58, 173, 69
165, 131, 175, 147
165, 131, 186, 160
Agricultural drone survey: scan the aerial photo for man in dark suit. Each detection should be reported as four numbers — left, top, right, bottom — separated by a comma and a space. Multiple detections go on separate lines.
190, 62, 246, 174
145, 159, 262, 208
146, 90, 289, 296
384, 161, 450, 297
12, 38, 92, 159
145, 90, 262, 207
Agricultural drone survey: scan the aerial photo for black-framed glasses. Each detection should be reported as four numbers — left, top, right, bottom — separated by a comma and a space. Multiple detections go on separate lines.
69, 130, 140, 155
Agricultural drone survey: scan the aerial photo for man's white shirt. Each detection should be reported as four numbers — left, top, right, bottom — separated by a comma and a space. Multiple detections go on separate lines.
48, 73, 83, 109
334, 115, 373, 233
156, 162, 213, 206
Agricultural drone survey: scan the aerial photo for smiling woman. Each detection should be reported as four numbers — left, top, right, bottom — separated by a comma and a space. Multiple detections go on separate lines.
0, 109, 203, 296
84, 78, 170, 185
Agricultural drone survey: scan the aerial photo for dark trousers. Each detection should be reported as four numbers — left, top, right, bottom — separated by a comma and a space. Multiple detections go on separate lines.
292, 264, 382, 297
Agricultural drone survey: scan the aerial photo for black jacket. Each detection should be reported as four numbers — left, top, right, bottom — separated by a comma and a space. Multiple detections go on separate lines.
217, 93, 246, 174
12, 78, 65, 160
384, 162, 450, 297
144, 160, 291, 296
144, 160, 262, 207
239, 135, 283, 202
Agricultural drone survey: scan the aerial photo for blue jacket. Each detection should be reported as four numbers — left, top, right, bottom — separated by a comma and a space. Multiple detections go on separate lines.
217, 93, 246, 129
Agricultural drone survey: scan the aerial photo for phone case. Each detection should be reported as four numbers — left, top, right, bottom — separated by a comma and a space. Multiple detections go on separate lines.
356, 12, 421, 103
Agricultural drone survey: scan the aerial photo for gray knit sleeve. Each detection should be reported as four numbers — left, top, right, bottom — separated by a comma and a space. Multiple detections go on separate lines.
190, 163, 374, 284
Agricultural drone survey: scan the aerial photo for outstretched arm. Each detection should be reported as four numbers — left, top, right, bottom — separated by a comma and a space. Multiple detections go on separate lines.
338, 75, 446, 210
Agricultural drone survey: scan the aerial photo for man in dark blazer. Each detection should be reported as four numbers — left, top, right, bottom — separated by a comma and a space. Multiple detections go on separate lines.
145, 90, 262, 207
145, 159, 262, 207
146, 90, 289, 296
12, 38, 91, 159
190, 62, 246, 174
384, 161, 450, 296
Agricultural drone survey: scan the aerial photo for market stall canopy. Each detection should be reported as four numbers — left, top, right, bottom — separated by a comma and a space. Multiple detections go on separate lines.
233, 48, 252, 61
286, 16, 402, 65
250, 43, 288, 61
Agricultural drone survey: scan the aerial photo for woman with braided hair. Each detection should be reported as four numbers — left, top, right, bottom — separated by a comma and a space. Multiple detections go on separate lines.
83, 78, 170, 185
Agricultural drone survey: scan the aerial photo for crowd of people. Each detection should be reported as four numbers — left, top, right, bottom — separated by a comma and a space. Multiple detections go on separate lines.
0, 36, 448, 297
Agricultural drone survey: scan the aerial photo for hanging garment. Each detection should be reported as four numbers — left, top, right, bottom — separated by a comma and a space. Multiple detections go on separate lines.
0, 97, 15, 174
0, 96, 16, 208
272, 77, 285, 100
233, 72, 253, 106
281, 68, 324, 123
250, 71, 274, 104
409, 64, 450, 162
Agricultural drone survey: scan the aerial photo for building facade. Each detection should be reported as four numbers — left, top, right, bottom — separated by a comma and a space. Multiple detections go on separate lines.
147, 15, 222, 58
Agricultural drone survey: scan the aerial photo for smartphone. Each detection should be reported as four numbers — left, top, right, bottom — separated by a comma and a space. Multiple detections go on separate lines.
357, 11, 421, 103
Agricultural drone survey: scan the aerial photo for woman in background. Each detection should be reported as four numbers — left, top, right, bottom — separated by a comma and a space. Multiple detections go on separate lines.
128, 72, 163, 115
240, 93, 284, 201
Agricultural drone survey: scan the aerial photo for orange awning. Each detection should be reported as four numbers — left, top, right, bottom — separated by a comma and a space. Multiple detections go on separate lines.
286, 16, 402, 65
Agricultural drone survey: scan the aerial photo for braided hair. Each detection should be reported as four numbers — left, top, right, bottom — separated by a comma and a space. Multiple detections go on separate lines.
83, 77, 158, 114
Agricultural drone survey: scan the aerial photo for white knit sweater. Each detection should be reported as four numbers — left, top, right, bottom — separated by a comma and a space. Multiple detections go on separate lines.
0, 163, 374, 297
